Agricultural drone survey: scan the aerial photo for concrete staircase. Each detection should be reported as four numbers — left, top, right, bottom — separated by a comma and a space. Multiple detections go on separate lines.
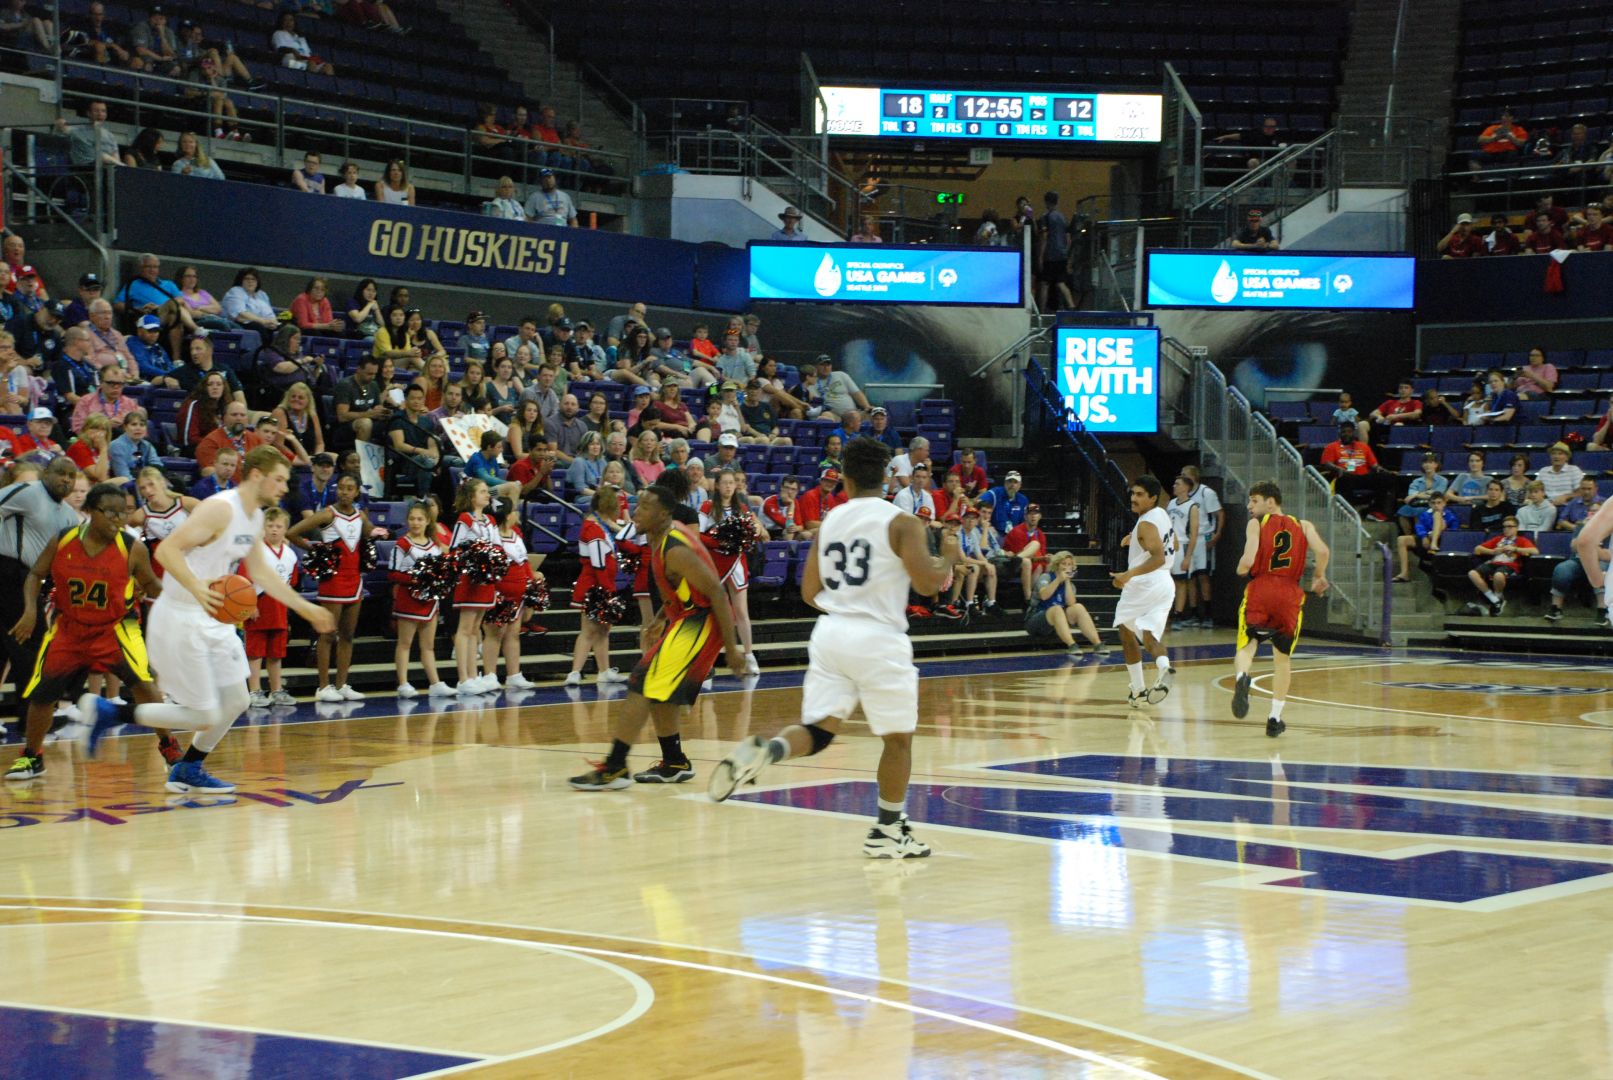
439, 0, 638, 174
1335, 0, 1463, 165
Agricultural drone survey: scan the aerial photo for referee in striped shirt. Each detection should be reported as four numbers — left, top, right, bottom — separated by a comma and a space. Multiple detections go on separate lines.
0, 458, 83, 736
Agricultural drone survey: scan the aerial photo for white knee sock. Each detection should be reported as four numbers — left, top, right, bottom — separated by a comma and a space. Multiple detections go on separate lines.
1155, 654, 1171, 672
1270, 698, 1286, 720
1126, 662, 1145, 693
192, 684, 250, 754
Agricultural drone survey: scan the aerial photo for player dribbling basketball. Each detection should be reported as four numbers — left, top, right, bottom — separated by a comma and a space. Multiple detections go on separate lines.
709, 437, 961, 858
1112, 475, 1178, 707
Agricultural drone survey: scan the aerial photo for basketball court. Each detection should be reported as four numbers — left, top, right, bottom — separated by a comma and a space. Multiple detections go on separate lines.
2, 638, 1610, 1078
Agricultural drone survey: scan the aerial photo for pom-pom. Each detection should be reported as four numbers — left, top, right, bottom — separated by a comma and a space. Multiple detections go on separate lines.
522, 572, 550, 613
485, 595, 521, 626
301, 542, 341, 582
458, 540, 510, 585
406, 552, 457, 602
711, 513, 757, 556
359, 536, 379, 572
617, 548, 642, 578
582, 584, 628, 625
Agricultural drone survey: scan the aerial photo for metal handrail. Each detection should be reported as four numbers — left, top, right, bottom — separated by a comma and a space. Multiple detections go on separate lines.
1162, 62, 1204, 199
970, 321, 1050, 380
0, 150, 111, 281
1193, 129, 1335, 214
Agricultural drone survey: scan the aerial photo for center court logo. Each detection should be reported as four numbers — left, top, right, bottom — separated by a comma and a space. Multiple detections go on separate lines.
1210, 260, 1239, 303
812, 253, 843, 297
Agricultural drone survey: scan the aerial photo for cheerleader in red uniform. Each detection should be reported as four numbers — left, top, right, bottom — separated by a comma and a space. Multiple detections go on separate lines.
245, 507, 300, 708
388, 501, 453, 699
422, 493, 453, 549
450, 477, 499, 694
128, 467, 198, 580
567, 484, 627, 687
482, 499, 539, 691
701, 467, 763, 675
288, 472, 383, 703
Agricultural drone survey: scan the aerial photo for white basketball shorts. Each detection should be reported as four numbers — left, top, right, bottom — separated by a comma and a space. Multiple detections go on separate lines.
801, 614, 918, 736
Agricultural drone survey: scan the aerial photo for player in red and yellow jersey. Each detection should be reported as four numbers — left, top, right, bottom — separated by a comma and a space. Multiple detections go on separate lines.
571, 477, 746, 791
5, 483, 170, 780
1230, 481, 1330, 738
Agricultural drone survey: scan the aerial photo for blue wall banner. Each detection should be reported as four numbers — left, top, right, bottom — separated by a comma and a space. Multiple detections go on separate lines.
1145, 251, 1415, 310
1054, 326, 1159, 434
112, 170, 702, 309
748, 243, 1023, 306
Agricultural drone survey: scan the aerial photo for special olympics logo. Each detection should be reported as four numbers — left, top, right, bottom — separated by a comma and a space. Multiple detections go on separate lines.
938, 268, 958, 287
1332, 273, 1354, 293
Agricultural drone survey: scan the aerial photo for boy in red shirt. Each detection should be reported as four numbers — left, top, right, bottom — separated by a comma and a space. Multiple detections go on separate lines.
1464, 517, 1538, 617
948, 448, 989, 498
761, 475, 800, 538
1002, 503, 1048, 605
793, 468, 845, 538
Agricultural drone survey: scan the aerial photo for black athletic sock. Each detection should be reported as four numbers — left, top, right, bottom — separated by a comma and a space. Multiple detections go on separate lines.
114, 701, 136, 726
657, 733, 686, 766
876, 798, 904, 827
181, 746, 209, 764
1196, 599, 1210, 620
603, 739, 630, 772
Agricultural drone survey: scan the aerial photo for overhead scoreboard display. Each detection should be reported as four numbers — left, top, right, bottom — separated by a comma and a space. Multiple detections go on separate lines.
818, 85, 1163, 143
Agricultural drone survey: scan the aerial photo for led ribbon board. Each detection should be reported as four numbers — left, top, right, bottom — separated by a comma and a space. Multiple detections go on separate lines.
748, 243, 1023, 306
1145, 251, 1416, 310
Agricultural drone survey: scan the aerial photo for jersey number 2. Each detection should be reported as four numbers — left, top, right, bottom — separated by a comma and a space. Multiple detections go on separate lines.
1269, 530, 1294, 571
822, 540, 872, 589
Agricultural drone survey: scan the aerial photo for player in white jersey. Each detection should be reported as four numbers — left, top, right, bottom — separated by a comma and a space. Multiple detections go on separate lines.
710, 437, 961, 859
102, 447, 334, 793
1112, 475, 1178, 707
1572, 494, 1613, 616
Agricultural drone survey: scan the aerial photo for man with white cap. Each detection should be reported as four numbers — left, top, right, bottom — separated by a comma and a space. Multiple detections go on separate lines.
11, 408, 63, 460
703, 432, 742, 474
126, 313, 181, 388
867, 405, 902, 450
1437, 213, 1485, 259
978, 470, 1030, 536
770, 206, 808, 241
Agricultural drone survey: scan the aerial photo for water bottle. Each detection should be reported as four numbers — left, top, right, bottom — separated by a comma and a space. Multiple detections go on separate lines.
225, 39, 234, 55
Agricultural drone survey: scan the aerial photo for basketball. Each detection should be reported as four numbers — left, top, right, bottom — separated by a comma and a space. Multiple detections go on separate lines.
209, 574, 259, 625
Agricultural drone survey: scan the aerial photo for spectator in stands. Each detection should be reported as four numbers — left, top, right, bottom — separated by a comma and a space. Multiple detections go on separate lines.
1320, 422, 1394, 519
221, 267, 280, 333
625, 429, 662, 487
949, 448, 988, 498
170, 130, 225, 179
532, 104, 561, 150
519, 362, 560, 432
429, 383, 470, 459
752, 356, 804, 417
1571, 204, 1613, 251
195, 400, 262, 480
1003, 503, 1048, 604
66, 413, 113, 482
473, 104, 511, 164
127, 314, 178, 387
503, 317, 544, 372
372, 305, 418, 368
525, 169, 577, 227
1212, 116, 1284, 165
548, 393, 590, 464
290, 277, 345, 335
507, 440, 552, 499
326, 160, 364, 199
2, 236, 41, 298
332, 356, 390, 446
337, 0, 408, 33
63, 272, 102, 329
273, 12, 335, 74
456, 311, 489, 362
1368, 379, 1422, 432
563, 431, 606, 498
1458, 378, 1488, 425
109, 411, 161, 479
1329, 390, 1368, 441
72, 2, 133, 68
1230, 208, 1279, 252
740, 379, 789, 444
52, 326, 98, 409
1437, 213, 1485, 258
188, 446, 236, 498
384, 384, 440, 496
1556, 475, 1600, 532
472, 353, 514, 420
893, 461, 935, 518
1538, 441, 1584, 506
178, 22, 250, 138
164, 265, 230, 354
1478, 368, 1520, 426
794, 467, 844, 538
818, 434, 842, 473
605, 302, 647, 348
760, 475, 801, 539
849, 214, 882, 243
685, 321, 718, 366
709, 331, 751, 385
1482, 214, 1521, 255
978, 469, 1029, 536
130, 5, 180, 76
580, 391, 612, 440
259, 323, 331, 396
177, 335, 244, 403
1514, 348, 1559, 398
608, 326, 658, 388
1472, 109, 1527, 170
771, 206, 808, 242
1499, 453, 1531, 506
1396, 452, 1448, 535
402, 309, 445, 370
859, 404, 897, 450
273, 381, 324, 457
1394, 491, 1457, 583
1517, 480, 1557, 531
1590, 392, 1613, 450
1024, 550, 1103, 653
84, 299, 139, 381
1034, 191, 1076, 309
1448, 451, 1490, 506
59, 100, 121, 168
815, 354, 870, 420
291, 151, 326, 194
642, 381, 694, 438
1421, 388, 1461, 426
1465, 516, 1536, 615
255, 412, 309, 467
1524, 212, 1565, 254
112, 253, 179, 325
10, 406, 60, 460
344, 279, 381, 343
374, 159, 414, 205
123, 128, 167, 171
1547, 502, 1609, 621
829, 408, 862, 447
485, 175, 525, 220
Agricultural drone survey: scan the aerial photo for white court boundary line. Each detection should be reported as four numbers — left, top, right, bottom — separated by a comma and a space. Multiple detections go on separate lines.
0, 907, 654, 1067
0, 896, 1275, 1080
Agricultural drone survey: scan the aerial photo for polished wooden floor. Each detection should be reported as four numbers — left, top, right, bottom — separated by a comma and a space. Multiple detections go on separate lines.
2, 638, 1612, 1078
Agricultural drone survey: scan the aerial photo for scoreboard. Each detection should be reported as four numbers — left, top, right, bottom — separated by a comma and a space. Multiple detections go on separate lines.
818, 86, 1163, 144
